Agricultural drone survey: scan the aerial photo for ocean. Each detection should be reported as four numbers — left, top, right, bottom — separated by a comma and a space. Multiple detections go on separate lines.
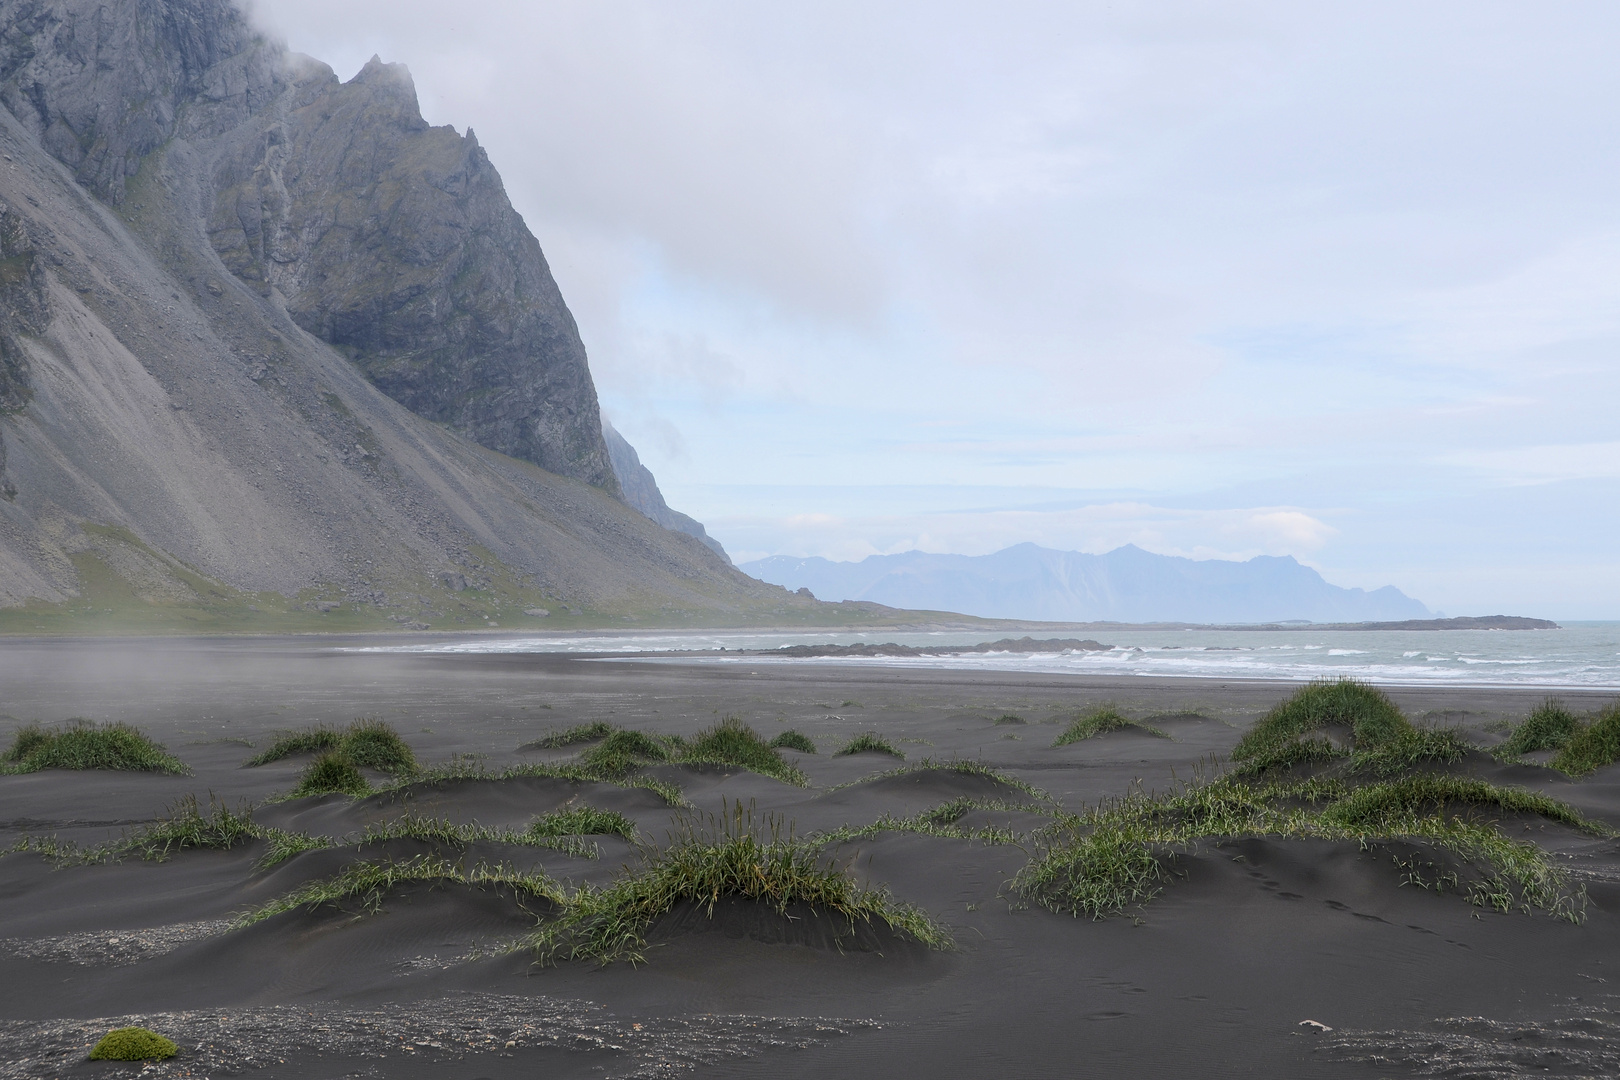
354, 622, 1620, 689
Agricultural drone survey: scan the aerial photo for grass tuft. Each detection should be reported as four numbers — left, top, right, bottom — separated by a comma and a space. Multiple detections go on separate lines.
835, 732, 904, 758
1500, 699, 1583, 757
527, 806, 638, 843
292, 751, 371, 798
1, 720, 187, 775
577, 729, 670, 777
1230, 679, 1469, 778
1053, 706, 1168, 746
246, 719, 416, 775
1550, 704, 1620, 778
768, 729, 817, 754
677, 716, 807, 785
526, 800, 951, 965
524, 721, 615, 750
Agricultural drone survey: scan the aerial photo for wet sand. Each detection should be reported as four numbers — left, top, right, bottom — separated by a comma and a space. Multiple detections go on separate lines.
1, 635, 1618, 1079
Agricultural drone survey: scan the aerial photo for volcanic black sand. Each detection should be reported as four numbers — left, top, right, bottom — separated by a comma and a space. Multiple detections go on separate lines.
3, 636, 1620, 1079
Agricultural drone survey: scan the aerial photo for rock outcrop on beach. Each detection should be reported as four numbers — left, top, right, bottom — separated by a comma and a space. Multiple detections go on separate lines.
0, 0, 782, 624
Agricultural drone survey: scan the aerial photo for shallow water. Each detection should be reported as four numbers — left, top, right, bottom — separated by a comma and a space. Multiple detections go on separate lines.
351, 621, 1620, 689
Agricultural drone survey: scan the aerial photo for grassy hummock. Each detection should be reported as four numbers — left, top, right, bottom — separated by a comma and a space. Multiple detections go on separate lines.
1053, 706, 1168, 746
1016, 770, 1597, 923
835, 732, 904, 758
1551, 704, 1620, 778
9, 794, 330, 870
524, 721, 615, 750
675, 716, 807, 785
1499, 699, 1582, 757
527, 802, 951, 965
768, 729, 817, 753
1, 721, 187, 775
1230, 679, 1469, 778
292, 751, 371, 798
236, 855, 562, 927
247, 719, 417, 775
527, 806, 638, 843
89, 1027, 178, 1061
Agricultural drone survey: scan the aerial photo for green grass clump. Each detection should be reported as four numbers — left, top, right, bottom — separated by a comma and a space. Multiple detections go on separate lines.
243, 725, 343, 766
1231, 679, 1467, 777
1551, 704, 1620, 778
527, 802, 950, 965
247, 719, 416, 776
528, 806, 638, 842
677, 716, 806, 785
577, 729, 670, 777
525, 721, 615, 749
1, 721, 187, 775
292, 751, 371, 798
835, 732, 904, 758
819, 796, 1038, 845
1500, 699, 1582, 757
89, 1027, 177, 1061
1234, 679, 1409, 760
769, 729, 817, 753
8, 795, 329, 870
1053, 706, 1167, 746
995, 714, 1025, 725
355, 812, 604, 859
237, 855, 562, 927
1318, 775, 1606, 834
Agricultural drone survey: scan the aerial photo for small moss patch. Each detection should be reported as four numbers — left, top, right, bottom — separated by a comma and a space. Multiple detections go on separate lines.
89, 1027, 177, 1061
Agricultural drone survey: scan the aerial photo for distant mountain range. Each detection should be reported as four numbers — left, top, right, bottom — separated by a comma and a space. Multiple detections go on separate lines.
741, 543, 1432, 624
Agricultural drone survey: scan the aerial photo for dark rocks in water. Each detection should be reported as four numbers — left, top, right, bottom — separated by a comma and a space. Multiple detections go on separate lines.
765, 637, 1108, 658
602, 421, 728, 561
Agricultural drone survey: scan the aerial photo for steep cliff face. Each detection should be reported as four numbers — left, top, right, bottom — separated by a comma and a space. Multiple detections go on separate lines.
0, 0, 614, 490
603, 421, 729, 562
0, 0, 797, 627
207, 56, 616, 488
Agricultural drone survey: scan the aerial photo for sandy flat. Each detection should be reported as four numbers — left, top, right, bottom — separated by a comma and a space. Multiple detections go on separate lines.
0, 636, 1617, 1079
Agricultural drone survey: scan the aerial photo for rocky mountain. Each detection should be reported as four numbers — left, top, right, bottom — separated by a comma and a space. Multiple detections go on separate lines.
743, 543, 1433, 624
602, 421, 728, 562
0, 0, 808, 630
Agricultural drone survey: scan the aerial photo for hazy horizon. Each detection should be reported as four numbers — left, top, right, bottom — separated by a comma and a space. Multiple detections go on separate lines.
251, 1, 1620, 619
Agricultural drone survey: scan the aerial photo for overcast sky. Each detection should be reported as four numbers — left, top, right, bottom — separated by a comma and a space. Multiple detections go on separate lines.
249, 1, 1620, 618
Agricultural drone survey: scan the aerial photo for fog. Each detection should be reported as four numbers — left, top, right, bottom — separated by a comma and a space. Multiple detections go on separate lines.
250, 1, 1620, 616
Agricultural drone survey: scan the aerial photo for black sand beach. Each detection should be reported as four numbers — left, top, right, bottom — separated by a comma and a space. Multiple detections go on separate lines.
2, 636, 1618, 1079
